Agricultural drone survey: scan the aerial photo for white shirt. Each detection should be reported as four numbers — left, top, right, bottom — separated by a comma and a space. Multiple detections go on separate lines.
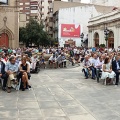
91, 58, 99, 67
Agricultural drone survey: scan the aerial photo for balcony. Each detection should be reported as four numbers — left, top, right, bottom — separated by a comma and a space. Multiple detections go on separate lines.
48, 31, 53, 35
41, 12, 44, 15
53, 27, 58, 32
49, 22, 53, 27
49, 3, 53, 8
49, 13, 53, 18
48, 0, 52, 3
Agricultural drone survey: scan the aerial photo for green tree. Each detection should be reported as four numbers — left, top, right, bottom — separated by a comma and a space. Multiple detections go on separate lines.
19, 19, 50, 47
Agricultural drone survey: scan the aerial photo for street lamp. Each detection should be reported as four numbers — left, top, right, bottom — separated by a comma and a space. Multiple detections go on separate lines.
104, 27, 109, 48
80, 33, 84, 46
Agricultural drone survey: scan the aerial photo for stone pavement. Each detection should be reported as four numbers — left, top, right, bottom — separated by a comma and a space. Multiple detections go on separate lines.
1, 66, 120, 120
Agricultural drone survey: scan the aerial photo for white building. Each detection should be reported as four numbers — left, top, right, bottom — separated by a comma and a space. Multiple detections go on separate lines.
88, 9, 120, 49
91, 0, 120, 7
56, 5, 113, 47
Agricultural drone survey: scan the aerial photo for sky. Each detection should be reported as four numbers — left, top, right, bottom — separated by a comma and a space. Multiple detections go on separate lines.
62, 0, 90, 3
81, 0, 90, 3
0, 0, 7, 3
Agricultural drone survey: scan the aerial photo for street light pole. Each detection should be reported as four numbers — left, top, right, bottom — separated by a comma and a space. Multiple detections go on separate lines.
104, 27, 109, 48
80, 33, 84, 47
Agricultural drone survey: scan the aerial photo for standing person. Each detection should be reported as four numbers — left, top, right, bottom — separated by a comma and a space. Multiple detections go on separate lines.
69, 48, 75, 66
5, 56, 18, 93
112, 56, 120, 86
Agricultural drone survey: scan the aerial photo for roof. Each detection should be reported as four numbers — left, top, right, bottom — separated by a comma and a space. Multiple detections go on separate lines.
94, 5, 114, 13
53, 1, 115, 14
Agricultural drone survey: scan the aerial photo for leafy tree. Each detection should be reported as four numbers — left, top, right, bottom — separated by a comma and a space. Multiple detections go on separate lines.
19, 19, 50, 47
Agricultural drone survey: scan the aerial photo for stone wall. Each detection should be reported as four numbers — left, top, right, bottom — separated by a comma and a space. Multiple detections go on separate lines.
0, 0, 19, 48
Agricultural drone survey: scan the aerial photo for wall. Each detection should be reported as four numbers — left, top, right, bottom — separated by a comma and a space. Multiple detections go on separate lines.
0, 0, 19, 48
88, 10, 120, 49
58, 5, 99, 47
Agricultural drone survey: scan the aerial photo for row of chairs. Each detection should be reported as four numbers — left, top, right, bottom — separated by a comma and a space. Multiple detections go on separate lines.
0, 72, 31, 91
82, 68, 116, 85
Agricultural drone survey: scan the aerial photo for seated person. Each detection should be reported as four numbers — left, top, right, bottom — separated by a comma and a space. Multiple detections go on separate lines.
56, 53, 66, 68
95, 56, 103, 82
61, 53, 67, 67
49, 53, 57, 68
0, 55, 8, 91
19, 57, 31, 91
5, 56, 18, 93
112, 55, 120, 85
31, 55, 38, 70
39, 53, 46, 68
101, 56, 115, 85
82, 55, 91, 79
90, 54, 99, 79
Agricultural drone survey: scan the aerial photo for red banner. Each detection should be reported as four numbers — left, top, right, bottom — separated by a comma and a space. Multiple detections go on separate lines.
61, 24, 80, 37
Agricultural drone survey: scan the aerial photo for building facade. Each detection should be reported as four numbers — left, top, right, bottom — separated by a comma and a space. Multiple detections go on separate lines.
88, 9, 120, 49
91, 0, 120, 7
52, 4, 113, 47
68, 0, 81, 2
19, 0, 40, 27
0, 0, 19, 48
38, 0, 53, 22
45, 1, 89, 41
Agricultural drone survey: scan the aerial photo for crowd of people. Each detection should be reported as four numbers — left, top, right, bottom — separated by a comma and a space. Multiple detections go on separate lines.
0, 46, 120, 93
82, 46, 120, 86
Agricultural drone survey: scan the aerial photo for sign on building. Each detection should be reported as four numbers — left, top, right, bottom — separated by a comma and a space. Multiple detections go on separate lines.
61, 24, 80, 38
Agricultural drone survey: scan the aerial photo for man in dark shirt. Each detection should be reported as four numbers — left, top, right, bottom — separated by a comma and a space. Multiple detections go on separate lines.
112, 56, 120, 85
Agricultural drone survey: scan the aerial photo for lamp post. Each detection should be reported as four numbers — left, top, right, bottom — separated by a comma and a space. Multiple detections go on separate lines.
104, 27, 109, 48
80, 33, 84, 46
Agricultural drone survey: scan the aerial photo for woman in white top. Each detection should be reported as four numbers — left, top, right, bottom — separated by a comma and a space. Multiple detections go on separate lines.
101, 56, 115, 84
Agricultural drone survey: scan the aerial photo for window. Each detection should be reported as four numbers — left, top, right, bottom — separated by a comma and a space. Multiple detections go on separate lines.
26, 12, 30, 14
20, 7, 23, 10
27, 16, 30, 20
25, 7, 30, 10
25, 2, 30, 5
20, 3, 23, 5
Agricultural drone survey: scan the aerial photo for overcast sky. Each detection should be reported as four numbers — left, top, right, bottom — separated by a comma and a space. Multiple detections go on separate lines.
62, 0, 90, 3
0, 0, 7, 3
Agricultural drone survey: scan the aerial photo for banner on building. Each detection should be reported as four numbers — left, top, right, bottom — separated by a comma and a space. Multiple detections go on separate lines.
61, 24, 80, 37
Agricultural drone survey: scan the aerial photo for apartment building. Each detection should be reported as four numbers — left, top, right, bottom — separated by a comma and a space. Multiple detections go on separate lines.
45, 1, 88, 38
38, 0, 53, 22
19, 0, 40, 27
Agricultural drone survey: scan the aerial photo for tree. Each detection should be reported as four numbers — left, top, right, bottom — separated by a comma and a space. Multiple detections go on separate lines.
19, 19, 50, 47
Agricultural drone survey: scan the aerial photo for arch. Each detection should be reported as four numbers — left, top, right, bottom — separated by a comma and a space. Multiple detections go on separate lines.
94, 32, 99, 47
0, 33, 9, 47
0, 27, 14, 47
108, 31, 114, 48
0, 27, 14, 40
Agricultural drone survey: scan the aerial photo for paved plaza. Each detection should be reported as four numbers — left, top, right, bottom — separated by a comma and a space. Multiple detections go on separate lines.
1, 66, 120, 120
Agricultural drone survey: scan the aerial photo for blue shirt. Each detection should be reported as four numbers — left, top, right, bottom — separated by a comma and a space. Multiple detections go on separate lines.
5, 62, 18, 72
